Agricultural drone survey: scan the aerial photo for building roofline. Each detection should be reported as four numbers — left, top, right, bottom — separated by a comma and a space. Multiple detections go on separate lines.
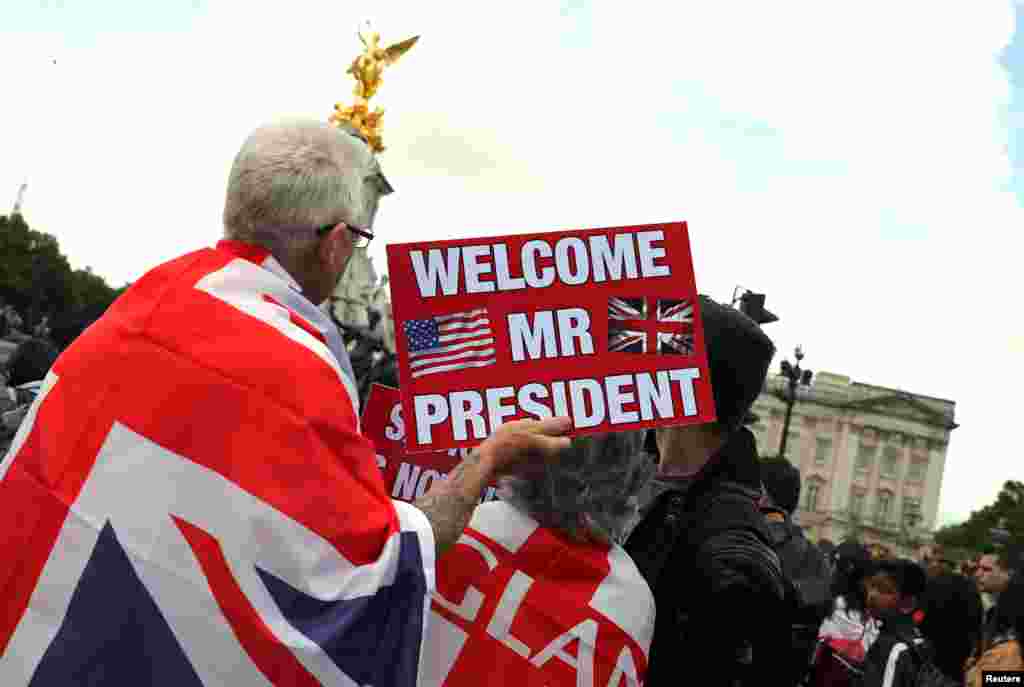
848, 382, 956, 406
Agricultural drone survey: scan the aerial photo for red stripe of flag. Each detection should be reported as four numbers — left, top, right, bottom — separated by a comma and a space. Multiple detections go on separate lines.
412, 340, 495, 365
436, 309, 486, 323
0, 247, 402, 654
174, 517, 323, 687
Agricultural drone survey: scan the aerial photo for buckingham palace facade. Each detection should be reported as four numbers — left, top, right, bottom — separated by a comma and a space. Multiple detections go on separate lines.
749, 371, 957, 553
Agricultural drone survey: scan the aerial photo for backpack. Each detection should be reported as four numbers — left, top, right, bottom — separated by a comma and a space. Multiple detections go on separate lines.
766, 520, 834, 686
891, 633, 961, 687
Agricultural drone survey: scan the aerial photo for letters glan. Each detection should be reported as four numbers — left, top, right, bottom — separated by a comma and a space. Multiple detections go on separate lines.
421, 501, 655, 687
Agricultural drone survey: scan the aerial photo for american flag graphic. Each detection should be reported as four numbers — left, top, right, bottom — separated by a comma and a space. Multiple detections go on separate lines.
403, 308, 496, 378
608, 297, 695, 354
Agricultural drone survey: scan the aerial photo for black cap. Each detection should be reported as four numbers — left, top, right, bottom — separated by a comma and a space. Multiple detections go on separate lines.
871, 558, 928, 598
698, 296, 775, 432
760, 457, 801, 514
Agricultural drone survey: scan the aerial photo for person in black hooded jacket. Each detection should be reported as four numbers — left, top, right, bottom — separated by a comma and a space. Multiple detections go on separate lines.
759, 457, 831, 585
625, 296, 788, 687
759, 457, 833, 685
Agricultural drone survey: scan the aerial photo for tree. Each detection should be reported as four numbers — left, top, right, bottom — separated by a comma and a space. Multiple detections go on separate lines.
0, 214, 73, 322
48, 267, 121, 349
1, 214, 124, 349
934, 480, 1024, 555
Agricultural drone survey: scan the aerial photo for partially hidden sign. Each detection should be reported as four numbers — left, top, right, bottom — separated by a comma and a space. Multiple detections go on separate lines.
361, 384, 499, 502
385, 222, 715, 452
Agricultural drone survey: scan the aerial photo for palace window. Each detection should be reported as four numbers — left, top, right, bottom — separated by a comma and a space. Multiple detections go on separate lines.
903, 497, 922, 526
876, 491, 893, 524
785, 431, 801, 460
856, 443, 875, 473
850, 490, 865, 517
882, 446, 902, 478
815, 437, 832, 465
804, 480, 822, 512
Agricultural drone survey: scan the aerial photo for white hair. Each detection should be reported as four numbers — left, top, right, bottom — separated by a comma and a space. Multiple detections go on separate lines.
222, 119, 384, 263
499, 431, 656, 545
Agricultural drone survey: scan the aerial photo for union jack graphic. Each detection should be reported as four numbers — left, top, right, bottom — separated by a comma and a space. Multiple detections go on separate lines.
608, 297, 695, 354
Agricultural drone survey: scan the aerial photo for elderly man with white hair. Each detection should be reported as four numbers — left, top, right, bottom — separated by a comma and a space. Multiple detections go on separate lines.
420, 431, 657, 687
0, 119, 571, 687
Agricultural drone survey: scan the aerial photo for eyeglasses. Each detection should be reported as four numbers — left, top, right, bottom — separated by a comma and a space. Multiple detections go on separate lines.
317, 223, 374, 248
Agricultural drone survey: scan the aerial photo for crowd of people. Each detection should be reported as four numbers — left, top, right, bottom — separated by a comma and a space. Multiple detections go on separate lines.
0, 118, 1020, 687
811, 536, 1024, 687
0, 335, 56, 452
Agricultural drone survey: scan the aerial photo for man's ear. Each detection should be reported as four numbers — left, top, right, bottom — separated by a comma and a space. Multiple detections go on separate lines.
317, 224, 345, 264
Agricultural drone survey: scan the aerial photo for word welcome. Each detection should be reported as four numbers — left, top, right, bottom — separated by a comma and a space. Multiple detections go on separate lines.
411, 230, 672, 298
413, 368, 701, 445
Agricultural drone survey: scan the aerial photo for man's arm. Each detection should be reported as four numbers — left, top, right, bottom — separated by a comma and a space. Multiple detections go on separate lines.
414, 417, 571, 557
413, 449, 489, 558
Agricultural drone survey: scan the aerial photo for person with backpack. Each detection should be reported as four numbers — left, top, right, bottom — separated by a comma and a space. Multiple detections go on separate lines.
624, 296, 787, 687
811, 541, 877, 687
861, 558, 956, 687
758, 457, 833, 686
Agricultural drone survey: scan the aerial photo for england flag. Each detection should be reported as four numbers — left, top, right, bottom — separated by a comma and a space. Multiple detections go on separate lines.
420, 501, 654, 687
0, 241, 436, 687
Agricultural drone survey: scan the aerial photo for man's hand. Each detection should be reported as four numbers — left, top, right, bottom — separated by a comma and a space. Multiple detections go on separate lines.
475, 416, 573, 478
414, 417, 572, 558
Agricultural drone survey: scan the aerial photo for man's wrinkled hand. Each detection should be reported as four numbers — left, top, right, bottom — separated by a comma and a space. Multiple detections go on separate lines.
477, 417, 573, 478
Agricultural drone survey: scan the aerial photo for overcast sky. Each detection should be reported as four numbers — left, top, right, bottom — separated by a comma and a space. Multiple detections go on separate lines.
2, 1, 1022, 528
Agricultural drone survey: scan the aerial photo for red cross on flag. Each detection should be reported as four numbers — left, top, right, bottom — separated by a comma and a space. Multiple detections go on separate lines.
608, 297, 695, 354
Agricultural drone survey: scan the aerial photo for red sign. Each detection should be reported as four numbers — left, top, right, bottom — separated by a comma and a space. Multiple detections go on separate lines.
360, 384, 499, 502
386, 222, 715, 452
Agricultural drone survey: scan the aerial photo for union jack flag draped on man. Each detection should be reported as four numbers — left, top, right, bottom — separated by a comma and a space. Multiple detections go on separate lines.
0, 241, 436, 686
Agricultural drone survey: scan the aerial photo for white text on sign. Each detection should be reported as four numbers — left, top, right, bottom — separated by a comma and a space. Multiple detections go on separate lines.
413, 368, 701, 445
411, 230, 672, 298
433, 531, 643, 687
508, 308, 594, 361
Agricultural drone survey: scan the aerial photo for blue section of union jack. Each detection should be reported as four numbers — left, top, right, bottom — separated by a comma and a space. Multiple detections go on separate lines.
608, 297, 695, 354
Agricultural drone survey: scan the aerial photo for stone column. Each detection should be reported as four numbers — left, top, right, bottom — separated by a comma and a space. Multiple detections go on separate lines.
831, 424, 858, 514
921, 438, 947, 532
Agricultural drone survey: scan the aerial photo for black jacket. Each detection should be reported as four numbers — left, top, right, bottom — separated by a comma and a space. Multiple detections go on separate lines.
862, 614, 929, 687
765, 517, 830, 582
765, 515, 833, 620
625, 429, 788, 687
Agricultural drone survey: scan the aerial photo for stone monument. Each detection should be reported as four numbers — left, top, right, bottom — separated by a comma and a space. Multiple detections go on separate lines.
329, 246, 395, 352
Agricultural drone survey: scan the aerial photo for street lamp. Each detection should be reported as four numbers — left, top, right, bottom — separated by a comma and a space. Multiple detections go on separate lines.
776, 345, 813, 460
731, 286, 779, 325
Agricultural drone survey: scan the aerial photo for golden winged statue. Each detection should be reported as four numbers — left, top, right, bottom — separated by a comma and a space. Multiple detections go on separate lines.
329, 22, 419, 153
